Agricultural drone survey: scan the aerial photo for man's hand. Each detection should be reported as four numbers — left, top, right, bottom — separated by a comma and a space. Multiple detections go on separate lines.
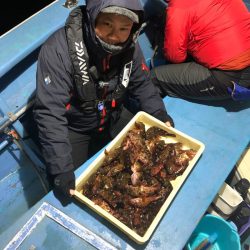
53, 170, 75, 197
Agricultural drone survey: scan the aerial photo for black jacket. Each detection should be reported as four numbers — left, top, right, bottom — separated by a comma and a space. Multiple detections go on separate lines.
34, 0, 169, 175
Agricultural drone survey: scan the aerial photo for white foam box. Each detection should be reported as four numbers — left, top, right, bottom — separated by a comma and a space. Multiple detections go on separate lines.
74, 111, 205, 244
212, 182, 243, 217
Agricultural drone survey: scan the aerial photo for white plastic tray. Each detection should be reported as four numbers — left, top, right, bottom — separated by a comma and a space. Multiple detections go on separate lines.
74, 111, 205, 244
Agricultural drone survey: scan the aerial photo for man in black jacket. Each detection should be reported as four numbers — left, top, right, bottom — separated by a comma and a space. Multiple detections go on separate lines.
33, 0, 173, 200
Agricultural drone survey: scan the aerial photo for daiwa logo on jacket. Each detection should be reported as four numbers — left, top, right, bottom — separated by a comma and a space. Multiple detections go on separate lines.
75, 41, 89, 85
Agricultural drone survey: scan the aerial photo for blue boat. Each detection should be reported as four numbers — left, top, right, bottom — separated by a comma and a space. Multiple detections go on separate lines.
0, 0, 249, 249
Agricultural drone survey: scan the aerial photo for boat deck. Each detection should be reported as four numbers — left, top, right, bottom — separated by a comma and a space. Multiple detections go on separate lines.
0, 0, 250, 249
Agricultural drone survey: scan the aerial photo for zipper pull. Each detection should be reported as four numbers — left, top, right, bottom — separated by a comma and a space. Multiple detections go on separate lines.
111, 99, 116, 108
102, 107, 106, 117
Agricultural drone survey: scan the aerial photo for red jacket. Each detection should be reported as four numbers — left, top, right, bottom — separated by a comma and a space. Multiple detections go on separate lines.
164, 0, 250, 69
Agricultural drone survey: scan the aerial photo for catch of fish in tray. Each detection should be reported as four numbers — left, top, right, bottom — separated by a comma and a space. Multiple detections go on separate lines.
81, 121, 197, 236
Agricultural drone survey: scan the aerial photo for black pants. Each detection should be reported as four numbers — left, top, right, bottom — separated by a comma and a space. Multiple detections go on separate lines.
68, 107, 134, 169
151, 61, 250, 101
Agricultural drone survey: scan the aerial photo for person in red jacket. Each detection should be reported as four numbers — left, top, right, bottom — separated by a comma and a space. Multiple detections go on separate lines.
151, 0, 250, 101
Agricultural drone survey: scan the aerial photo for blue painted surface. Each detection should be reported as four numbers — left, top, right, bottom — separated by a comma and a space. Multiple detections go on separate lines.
0, 3, 74, 235
2, 96, 249, 249
0, 0, 75, 129
0, 0, 71, 78
0, 142, 46, 236
0, 0, 250, 249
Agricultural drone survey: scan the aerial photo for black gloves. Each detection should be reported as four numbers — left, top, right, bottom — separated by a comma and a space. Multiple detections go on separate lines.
155, 110, 175, 127
53, 170, 75, 197
165, 114, 175, 127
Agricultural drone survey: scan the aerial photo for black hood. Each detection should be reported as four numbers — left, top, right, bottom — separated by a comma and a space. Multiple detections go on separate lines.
85, 0, 144, 55
86, 0, 144, 28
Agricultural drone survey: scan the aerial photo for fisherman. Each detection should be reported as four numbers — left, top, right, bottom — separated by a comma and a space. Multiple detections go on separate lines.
33, 0, 174, 202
